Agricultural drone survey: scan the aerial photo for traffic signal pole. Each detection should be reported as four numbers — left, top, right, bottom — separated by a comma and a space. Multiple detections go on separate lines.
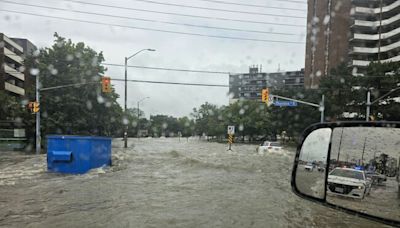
34, 80, 103, 155
35, 72, 40, 155
269, 94, 325, 123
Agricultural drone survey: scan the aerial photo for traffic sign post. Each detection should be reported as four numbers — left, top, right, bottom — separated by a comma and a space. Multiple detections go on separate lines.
227, 125, 235, 151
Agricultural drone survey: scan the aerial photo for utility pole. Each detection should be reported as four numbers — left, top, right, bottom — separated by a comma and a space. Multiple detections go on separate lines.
123, 48, 155, 148
124, 57, 128, 148
366, 90, 371, 122
35, 72, 40, 155
137, 100, 140, 139
320, 94, 325, 123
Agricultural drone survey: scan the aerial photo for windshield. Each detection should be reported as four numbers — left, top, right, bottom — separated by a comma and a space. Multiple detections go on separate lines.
0, 0, 398, 227
330, 169, 364, 180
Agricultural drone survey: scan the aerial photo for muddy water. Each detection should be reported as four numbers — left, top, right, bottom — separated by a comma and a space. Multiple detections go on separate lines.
0, 138, 387, 227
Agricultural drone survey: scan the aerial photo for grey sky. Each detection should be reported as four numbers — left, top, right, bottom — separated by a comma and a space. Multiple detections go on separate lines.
299, 128, 332, 162
331, 127, 400, 163
0, 0, 307, 117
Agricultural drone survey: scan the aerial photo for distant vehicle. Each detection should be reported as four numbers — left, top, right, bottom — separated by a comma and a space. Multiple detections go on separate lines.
304, 162, 314, 171
317, 166, 325, 172
327, 167, 371, 199
257, 141, 282, 154
365, 171, 387, 185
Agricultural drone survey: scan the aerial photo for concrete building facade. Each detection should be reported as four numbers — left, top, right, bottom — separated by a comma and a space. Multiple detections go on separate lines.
0, 33, 37, 97
0, 33, 26, 96
229, 66, 304, 103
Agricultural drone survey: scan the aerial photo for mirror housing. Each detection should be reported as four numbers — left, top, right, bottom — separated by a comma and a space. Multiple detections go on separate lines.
291, 121, 400, 227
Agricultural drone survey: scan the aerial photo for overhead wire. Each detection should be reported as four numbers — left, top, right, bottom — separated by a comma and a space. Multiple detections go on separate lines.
0, 0, 297, 36
111, 78, 229, 87
130, 0, 306, 18
0, 9, 305, 44
188, 0, 306, 11
103, 63, 231, 74
2, 53, 234, 74
61, 0, 306, 27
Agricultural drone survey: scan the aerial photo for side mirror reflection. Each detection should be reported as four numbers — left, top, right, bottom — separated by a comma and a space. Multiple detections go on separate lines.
293, 124, 400, 225
295, 128, 331, 199
327, 127, 400, 222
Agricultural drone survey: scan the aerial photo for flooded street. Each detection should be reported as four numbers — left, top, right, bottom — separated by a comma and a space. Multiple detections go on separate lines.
0, 138, 388, 227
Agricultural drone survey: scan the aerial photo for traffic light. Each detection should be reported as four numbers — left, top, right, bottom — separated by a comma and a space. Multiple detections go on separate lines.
102, 76, 112, 93
261, 88, 269, 103
33, 101, 40, 113
27, 102, 34, 113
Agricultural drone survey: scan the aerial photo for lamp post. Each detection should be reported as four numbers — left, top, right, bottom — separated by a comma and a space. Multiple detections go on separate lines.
137, 97, 150, 139
124, 48, 155, 148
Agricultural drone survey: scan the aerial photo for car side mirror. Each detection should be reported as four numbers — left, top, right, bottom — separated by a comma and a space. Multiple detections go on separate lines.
292, 122, 400, 227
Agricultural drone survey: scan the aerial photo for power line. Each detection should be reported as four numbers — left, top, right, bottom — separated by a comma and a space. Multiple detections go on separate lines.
0, 9, 305, 44
62, 0, 305, 27
112, 78, 229, 87
104, 63, 231, 74
272, 0, 307, 4
2, 53, 233, 74
131, 0, 306, 19
0, 0, 297, 36
189, 0, 306, 11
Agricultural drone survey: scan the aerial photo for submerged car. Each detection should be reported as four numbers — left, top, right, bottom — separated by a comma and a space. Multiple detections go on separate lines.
304, 162, 314, 171
327, 167, 371, 199
257, 141, 282, 154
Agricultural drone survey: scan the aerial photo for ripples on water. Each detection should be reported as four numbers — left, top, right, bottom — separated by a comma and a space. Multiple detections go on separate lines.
0, 138, 387, 228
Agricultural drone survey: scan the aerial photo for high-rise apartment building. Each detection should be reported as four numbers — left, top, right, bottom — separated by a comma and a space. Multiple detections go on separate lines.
304, 0, 400, 88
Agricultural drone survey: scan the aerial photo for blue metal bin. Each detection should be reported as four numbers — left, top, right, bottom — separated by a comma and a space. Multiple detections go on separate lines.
47, 135, 111, 174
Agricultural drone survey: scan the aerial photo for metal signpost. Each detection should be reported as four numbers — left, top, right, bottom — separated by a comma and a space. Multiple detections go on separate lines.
227, 125, 235, 151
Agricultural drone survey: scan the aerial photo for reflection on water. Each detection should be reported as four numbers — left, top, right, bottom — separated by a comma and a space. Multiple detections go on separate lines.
0, 138, 387, 227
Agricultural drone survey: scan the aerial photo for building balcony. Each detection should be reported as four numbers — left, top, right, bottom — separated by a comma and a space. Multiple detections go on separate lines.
354, 0, 400, 14
353, 26, 400, 40
4, 64, 24, 81
3, 35, 23, 53
353, 39, 400, 53
4, 82, 25, 96
354, 13, 400, 28
4, 47, 23, 65
352, 54, 400, 66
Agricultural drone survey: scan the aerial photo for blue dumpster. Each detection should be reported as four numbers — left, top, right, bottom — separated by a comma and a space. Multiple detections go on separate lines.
47, 135, 111, 174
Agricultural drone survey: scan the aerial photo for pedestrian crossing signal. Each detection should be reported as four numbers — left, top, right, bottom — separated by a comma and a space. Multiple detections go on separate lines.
102, 76, 112, 93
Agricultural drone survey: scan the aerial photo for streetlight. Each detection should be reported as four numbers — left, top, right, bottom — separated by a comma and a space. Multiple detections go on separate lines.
137, 96, 150, 139
124, 48, 155, 148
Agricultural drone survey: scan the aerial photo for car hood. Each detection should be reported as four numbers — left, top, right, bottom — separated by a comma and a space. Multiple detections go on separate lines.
328, 175, 365, 186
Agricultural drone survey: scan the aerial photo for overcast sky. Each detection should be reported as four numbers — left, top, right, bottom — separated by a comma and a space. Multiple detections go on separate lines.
0, 0, 307, 117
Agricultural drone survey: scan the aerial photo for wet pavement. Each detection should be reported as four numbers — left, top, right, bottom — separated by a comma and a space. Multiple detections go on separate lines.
0, 138, 391, 227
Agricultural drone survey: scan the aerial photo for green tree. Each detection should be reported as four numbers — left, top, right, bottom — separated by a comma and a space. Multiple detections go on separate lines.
26, 33, 124, 136
177, 116, 195, 138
